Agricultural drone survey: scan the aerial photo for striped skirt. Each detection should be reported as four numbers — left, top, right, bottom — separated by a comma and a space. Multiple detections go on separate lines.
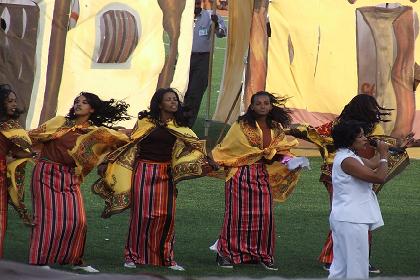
124, 160, 176, 266
0, 156, 7, 258
217, 163, 275, 264
318, 180, 334, 264
29, 160, 87, 265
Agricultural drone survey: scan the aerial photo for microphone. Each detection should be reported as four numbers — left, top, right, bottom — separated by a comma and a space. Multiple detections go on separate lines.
368, 139, 406, 154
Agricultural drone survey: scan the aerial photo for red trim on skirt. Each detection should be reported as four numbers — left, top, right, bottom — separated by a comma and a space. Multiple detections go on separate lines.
124, 160, 176, 266
217, 163, 275, 264
29, 160, 86, 265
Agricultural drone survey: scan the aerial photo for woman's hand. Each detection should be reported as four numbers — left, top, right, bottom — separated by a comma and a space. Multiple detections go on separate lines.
12, 149, 37, 159
97, 163, 107, 177
206, 156, 220, 171
396, 132, 415, 147
376, 140, 390, 159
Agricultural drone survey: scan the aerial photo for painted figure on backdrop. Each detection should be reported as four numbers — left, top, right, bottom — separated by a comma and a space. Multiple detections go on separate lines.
328, 120, 388, 279
212, 91, 309, 270
28, 92, 130, 272
157, 0, 187, 88
0, 86, 34, 258
355, 3, 418, 138
183, 0, 227, 128
92, 88, 215, 271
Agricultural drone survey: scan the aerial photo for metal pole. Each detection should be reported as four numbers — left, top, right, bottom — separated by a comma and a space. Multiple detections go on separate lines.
204, 0, 218, 138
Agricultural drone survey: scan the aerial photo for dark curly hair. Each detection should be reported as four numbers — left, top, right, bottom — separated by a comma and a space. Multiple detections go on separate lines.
67, 92, 130, 127
138, 88, 189, 127
332, 120, 365, 149
238, 91, 292, 128
0, 84, 12, 91
337, 94, 390, 135
0, 87, 23, 120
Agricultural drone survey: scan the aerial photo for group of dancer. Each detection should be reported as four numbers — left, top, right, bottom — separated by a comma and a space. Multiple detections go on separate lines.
0, 84, 411, 277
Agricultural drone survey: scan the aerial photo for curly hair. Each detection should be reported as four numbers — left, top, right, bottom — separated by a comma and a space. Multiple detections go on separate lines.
337, 94, 390, 135
138, 88, 189, 127
332, 120, 365, 149
0, 87, 23, 120
67, 92, 130, 127
0, 84, 12, 91
238, 91, 292, 128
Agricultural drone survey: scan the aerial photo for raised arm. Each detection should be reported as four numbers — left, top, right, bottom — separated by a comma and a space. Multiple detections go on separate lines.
342, 141, 389, 184
210, 14, 226, 37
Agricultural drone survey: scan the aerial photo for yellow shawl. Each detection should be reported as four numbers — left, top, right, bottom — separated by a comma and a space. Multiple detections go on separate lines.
29, 116, 129, 179
0, 119, 33, 225
93, 117, 209, 218
212, 121, 301, 202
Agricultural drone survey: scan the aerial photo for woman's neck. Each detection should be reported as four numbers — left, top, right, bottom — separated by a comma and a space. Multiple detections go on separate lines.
75, 115, 90, 125
348, 146, 358, 155
160, 111, 174, 123
0, 116, 11, 122
256, 117, 268, 128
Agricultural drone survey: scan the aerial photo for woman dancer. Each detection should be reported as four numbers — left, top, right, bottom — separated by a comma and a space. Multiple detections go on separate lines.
28, 92, 129, 272
212, 91, 307, 270
0, 86, 34, 258
93, 88, 213, 271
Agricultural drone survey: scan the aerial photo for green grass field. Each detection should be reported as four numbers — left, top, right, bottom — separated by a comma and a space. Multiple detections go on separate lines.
3, 20, 420, 277
4, 158, 420, 277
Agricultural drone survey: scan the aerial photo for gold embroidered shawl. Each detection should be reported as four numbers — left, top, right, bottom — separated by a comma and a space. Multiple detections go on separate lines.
92, 117, 209, 218
0, 119, 33, 225
0, 119, 32, 152
29, 116, 95, 145
211, 121, 301, 202
369, 135, 410, 193
29, 116, 129, 179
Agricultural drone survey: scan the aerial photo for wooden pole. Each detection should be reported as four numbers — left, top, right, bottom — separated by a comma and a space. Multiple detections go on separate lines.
215, 84, 243, 145
204, 0, 218, 138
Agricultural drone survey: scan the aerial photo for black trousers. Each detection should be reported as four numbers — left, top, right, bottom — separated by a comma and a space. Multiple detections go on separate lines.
183, 52, 210, 128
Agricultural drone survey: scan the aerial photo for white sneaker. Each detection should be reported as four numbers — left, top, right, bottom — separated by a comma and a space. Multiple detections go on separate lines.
124, 262, 136, 269
209, 239, 219, 252
72, 265, 99, 273
168, 264, 185, 271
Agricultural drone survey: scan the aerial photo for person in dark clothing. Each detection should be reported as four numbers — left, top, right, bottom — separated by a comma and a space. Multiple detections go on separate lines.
183, 0, 227, 127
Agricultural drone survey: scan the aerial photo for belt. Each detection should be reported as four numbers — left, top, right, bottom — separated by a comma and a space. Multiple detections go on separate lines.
191, 52, 210, 55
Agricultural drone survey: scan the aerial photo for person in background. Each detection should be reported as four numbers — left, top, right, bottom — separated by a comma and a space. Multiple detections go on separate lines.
183, 0, 227, 128
212, 91, 309, 270
328, 120, 388, 279
28, 92, 130, 272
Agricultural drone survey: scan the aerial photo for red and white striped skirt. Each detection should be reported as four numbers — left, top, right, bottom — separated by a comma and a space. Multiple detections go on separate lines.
29, 160, 86, 265
0, 156, 7, 258
124, 160, 176, 266
217, 163, 275, 264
